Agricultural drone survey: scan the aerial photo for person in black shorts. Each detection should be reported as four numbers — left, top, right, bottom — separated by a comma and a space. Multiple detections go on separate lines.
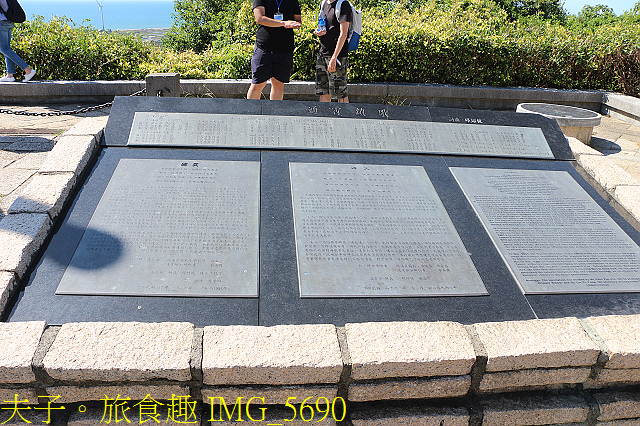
314, 0, 351, 102
247, 0, 302, 100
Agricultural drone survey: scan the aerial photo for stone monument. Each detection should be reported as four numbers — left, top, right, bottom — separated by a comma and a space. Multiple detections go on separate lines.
7, 97, 640, 326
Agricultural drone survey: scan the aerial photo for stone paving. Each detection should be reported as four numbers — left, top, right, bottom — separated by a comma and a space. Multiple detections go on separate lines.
591, 115, 640, 184
0, 104, 111, 219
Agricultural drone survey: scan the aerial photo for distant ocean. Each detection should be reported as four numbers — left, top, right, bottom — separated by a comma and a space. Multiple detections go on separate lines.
20, 1, 175, 30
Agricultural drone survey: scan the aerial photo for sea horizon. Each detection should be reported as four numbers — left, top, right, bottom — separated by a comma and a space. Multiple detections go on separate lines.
20, 0, 175, 30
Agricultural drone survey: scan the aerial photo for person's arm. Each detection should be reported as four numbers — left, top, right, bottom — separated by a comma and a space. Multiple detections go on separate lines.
328, 20, 349, 72
253, 6, 301, 28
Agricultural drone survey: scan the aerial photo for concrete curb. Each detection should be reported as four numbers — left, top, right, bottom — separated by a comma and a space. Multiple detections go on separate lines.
1, 80, 606, 113
602, 93, 640, 127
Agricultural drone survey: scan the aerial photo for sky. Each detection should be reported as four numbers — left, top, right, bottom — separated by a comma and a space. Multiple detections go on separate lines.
20, 0, 638, 16
563, 0, 636, 15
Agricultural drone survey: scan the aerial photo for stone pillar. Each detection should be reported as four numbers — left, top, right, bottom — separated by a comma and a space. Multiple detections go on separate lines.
145, 73, 181, 97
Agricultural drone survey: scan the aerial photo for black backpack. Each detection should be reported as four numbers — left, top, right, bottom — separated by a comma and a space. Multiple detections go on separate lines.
2, 0, 26, 23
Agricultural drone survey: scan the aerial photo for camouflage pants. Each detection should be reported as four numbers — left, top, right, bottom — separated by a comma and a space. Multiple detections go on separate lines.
315, 54, 348, 100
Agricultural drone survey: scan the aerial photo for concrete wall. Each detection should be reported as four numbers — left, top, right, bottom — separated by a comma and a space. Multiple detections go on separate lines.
602, 92, 640, 127
6, 78, 639, 127
1, 79, 607, 114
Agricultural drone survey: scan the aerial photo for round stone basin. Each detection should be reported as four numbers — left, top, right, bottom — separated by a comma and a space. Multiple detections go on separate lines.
516, 102, 601, 144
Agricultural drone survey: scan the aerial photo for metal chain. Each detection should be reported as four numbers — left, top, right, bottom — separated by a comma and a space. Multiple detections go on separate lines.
0, 88, 147, 117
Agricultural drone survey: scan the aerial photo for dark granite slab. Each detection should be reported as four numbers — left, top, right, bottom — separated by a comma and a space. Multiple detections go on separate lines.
258, 151, 537, 326
443, 156, 640, 319
104, 97, 263, 147
10, 147, 640, 325
105, 97, 572, 161
8, 148, 261, 326
8, 97, 637, 327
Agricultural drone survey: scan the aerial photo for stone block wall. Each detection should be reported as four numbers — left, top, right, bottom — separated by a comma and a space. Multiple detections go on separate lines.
568, 136, 640, 233
0, 316, 640, 425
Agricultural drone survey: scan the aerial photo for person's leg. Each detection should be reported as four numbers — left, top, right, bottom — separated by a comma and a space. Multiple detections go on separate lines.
3, 55, 11, 78
247, 47, 271, 99
330, 57, 349, 103
269, 52, 293, 100
0, 21, 30, 77
247, 81, 267, 99
269, 78, 285, 100
0, 21, 16, 76
315, 55, 331, 102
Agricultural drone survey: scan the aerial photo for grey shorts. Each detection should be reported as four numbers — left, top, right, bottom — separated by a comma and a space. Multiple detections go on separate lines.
315, 54, 348, 100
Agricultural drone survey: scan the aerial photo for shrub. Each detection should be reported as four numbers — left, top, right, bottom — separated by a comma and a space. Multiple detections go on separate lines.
9, 0, 640, 98
141, 44, 253, 79
343, 2, 640, 96
12, 16, 153, 80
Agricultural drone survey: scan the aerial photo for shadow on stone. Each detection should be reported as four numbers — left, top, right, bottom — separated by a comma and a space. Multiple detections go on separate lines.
588, 137, 622, 155
0, 136, 55, 152
51, 226, 124, 270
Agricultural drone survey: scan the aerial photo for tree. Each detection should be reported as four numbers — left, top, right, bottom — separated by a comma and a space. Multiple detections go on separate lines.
493, 0, 566, 21
621, 0, 640, 22
575, 4, 617, 26
164, 0, 255, 52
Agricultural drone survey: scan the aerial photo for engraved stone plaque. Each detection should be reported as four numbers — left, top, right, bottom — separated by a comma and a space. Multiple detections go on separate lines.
128, 112, 553, 159
290, 163, 488, 297
450, 167, 640, 294
56, 159, 260, 297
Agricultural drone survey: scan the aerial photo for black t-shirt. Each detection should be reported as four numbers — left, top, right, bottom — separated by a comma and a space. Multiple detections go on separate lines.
318, 0, 352, 58
253, 0, 301, 53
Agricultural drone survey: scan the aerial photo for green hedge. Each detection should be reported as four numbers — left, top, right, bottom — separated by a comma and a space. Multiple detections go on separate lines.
341, 3, 640, 96
141, 44, 253, 79
8, 3, 640, 97
12, 17, 153, 80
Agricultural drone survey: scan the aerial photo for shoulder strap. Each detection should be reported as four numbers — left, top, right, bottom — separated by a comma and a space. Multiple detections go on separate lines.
335, 0, 345, 20
320, 0, 326, 12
